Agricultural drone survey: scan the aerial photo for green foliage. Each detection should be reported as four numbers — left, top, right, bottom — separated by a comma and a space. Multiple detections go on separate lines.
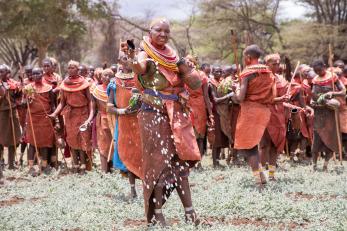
275, 20, 347, 64
170, 0, 282, 64
0, 0, 111, 62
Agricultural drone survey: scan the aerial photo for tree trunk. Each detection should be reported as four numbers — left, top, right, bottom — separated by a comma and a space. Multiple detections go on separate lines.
37, 43, 48, 66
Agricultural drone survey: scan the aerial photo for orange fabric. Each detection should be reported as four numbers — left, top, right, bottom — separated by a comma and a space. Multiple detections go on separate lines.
26, 85, 55, 147
94, 84, 113, 156
235, 101, 271, 149
290, 83, 313, 142
165, 99, 201, 161
241, 65, 274, 104
312, 71, 338, 86
115, 77, 143, 179
266, 74, 287, 151
17, 106, 26, 128
340, 76, 347, 86
43, 73, 61, 88
92, 84, 108, 103
96, 113, 113, 156
339, 76, 347, 133
186, 71, 208, 137
59, 76, 90, 92
61, 89, 91, 151
235, 65, 275, 149
0, 83, 21, 146
339, 105, 347, 133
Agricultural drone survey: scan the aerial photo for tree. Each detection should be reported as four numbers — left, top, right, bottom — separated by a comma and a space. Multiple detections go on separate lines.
298, 0, 347, 25
174, 0, 283, 63
0, 0, 110, 65
286, 1, 347, 62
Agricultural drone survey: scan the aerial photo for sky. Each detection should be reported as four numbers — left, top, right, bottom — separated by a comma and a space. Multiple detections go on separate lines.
118, 0, 308, 21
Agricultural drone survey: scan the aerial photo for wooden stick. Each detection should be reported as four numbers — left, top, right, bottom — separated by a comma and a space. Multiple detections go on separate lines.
328, 44, 343, 164
107, 139, 114, 162
26, 99, 41, 172
6, 91, 18, 161
107, 113, 116, 162
285, 61, 301, 96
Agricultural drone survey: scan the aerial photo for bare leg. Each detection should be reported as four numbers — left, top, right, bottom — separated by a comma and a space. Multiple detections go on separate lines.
343, 140, 347, 160
99, 154, 109, 173
19, 141, 27, 166
40, 148, 50, 175
226, 146, 232, 165
312, 152, 319, 171
85, 150, 93, 171
153, 184, 166, 226
212, 147, 221, 167
241, 146, 266, 187
268, 145, 278, 181
0, 145, 3, 183
8, 145, 16, 170
27, 145, 35, 164
196, 138, 204, 168
0, 145, 4, 169
176, 172, 199, 225
49, 147, 58, 169
259, 132, 271, 168
128, 172, 137, 198
71, 149, 79, 173
259, 145, 270, 168
0, 145, 3, 180
323, 151, 333, 172
79, 150, 87, 174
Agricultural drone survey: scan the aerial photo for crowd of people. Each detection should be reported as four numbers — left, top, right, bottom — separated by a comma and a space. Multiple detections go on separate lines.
0, 18, 346, 226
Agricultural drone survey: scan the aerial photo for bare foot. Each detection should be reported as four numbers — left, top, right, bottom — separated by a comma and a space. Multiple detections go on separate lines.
28, 167, 38, 177
260, 172, 267, 185
313, 165, 317, 171
154, 212, 167, 227
130, 189, 137, 199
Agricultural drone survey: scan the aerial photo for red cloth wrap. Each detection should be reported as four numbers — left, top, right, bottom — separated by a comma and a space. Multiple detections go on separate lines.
235, 64, 275, 149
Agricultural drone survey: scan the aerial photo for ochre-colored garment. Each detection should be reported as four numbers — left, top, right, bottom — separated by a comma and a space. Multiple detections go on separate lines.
92, 84, 113, 156
59, 76, 91, 151
16, 104, 27, 129
209, 77, 229, 148
43, 73, 61, 88
338, 76, 347, 133
16, 80, 31, 129
138, 37, 201, 222
26, 83, 55, 147
139, 111, 191, 222
289, 82, 313, 142
186, 70, 208, 138
115, 75, 143, 179
0, 79, 21, 146
266, 74, 287, 152
216, 76, 240, 144
311, 72, 340, 153
234, 64, 275, 149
